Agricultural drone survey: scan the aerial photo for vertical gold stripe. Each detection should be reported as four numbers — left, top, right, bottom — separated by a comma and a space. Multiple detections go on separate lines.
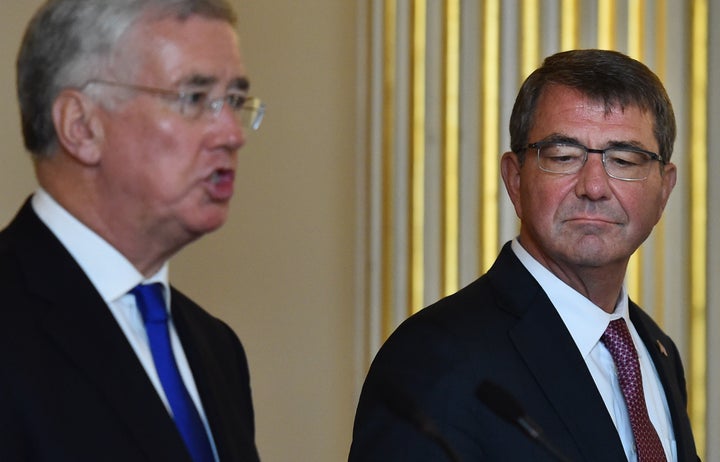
627, 0, 644, 59
520, 0, 540, 78
653, 0, 668, 326
689, 0, 708, 457
410, 0, 426, 314
381, 0, 397, 339
656, 1, 667, 76
560, 0, 579, 50
627, 251, 642, 304
626, 0, 645, 305
597, 0, 616, 49
481, 0, 500, 272
442, 0, 460, 295
363, 0, 375, 368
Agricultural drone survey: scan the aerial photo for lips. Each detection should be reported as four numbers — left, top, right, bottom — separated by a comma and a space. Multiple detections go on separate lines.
559, 205, 625, 225
562, 218, 621, 232
567, 216, 615, 224
205, 168, 235, 201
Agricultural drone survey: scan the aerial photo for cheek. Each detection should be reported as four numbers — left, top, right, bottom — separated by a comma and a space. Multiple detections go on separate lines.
519, 175, 568, 220
144, 118, 186, 153
131, 118, 198, 173
108, 121, 199, 197
626, 193, 663, 229
118, 108, 189, 150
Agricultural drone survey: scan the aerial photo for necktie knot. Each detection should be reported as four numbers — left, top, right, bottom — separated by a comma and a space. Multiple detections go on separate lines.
601, 319, 638, 364
131, 283, 168, 324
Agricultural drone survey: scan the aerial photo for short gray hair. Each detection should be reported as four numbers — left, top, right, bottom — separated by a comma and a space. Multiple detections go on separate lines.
17, 0, 238, 157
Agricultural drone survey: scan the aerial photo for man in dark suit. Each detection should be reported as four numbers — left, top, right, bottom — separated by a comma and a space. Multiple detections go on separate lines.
350, 50, 699, 461
0, 1, 265, 461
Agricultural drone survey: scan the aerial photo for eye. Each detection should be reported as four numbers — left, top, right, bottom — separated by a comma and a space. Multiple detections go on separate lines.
606, 150, 649, 168
180, 91, 209, 107
225, 93, 248, 110
549, 155, 578, 164
541, 144, 584, 164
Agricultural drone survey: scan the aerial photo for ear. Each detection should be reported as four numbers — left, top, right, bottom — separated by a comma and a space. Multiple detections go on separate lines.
500, 151, 523, 219
657, 161, 677, 218
52, 89, 104, 165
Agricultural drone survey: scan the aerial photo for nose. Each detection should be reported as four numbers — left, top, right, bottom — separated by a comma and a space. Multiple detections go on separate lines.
574, 152, 611, 200
209, 102, 246, 151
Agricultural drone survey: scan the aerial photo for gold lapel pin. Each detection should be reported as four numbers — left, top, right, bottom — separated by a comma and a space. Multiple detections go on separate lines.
656, 339, 668, 357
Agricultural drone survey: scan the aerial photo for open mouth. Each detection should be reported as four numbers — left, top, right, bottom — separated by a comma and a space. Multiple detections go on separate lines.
210, 169, 233, 184
206, 168, 235, 200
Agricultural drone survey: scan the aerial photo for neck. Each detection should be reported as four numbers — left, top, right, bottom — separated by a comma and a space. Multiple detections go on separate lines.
37, 174, 184, 278
549, 263, 626, 313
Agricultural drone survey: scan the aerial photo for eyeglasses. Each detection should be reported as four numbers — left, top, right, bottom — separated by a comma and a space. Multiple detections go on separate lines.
83, 79, 265, 130
526, 141, 665, 181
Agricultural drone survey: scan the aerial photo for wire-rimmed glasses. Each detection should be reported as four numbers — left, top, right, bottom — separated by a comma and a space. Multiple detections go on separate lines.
526, 141, 665, 181
83, 79, 265, 131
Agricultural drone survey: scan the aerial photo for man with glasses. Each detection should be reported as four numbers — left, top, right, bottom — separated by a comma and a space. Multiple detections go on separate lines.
0, 1, 263, 461
350, 50, 699, 461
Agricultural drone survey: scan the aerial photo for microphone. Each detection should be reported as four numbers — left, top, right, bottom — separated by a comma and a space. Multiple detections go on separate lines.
476, 381, 572, 462
375, 381, 462, 462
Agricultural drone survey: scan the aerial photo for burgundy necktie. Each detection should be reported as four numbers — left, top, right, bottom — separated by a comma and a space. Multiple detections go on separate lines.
601, 319, 667, 462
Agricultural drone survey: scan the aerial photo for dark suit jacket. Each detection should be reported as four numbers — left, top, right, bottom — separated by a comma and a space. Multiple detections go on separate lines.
349, 242, 698, 461
0, 200, 260, 462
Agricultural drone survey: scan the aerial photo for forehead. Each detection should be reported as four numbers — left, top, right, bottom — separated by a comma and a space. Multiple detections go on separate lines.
531, 85, 656, 147
122, 15, 246, 87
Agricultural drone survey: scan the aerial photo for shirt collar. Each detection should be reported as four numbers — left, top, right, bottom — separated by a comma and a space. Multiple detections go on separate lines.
31, 188, 170, 305
511, 238, 628, 358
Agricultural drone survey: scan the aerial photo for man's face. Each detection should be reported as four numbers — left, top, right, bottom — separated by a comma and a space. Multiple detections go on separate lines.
95, 15, 247, 247
501, 85, 676, 275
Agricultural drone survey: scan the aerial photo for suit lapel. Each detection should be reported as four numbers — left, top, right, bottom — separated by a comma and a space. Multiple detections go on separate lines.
510, 301, 626, 461
172, 294, 258, 461
489, 245, 627, 461
9, 202, 192, 462
630, 306, 698, 461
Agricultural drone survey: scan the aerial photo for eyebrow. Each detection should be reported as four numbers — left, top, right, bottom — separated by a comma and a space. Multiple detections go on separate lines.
603, 140, 653, 151
177, 74, 250, 92
229, 77, 250, 92
536, 133, 579, 145
538, 133, 652, 151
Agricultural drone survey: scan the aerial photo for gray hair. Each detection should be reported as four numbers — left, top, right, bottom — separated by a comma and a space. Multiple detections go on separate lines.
17, 0, 238, 157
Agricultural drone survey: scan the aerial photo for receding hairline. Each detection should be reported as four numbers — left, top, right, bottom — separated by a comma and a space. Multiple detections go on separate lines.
106, 10, 245, 86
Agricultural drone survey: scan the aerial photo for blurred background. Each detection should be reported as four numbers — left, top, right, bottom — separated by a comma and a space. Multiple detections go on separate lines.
2, 1, 718, 461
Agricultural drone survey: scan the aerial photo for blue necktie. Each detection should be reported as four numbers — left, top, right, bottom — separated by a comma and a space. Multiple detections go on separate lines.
131, 284, 215, 462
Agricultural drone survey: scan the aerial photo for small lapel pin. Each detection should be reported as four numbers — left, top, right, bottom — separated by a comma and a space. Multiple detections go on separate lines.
656, 339, 668, 357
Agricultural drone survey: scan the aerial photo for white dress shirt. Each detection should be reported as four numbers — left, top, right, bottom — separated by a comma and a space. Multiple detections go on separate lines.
511, 239, 676, 461
32, 189, 218, 460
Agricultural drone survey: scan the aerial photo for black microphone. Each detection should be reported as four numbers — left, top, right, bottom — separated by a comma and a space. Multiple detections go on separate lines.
376, 381, 462, 462
476, 381, 572, 462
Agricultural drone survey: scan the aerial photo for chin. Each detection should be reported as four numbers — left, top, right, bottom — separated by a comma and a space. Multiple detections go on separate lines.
568, 246, 626, 268
186, 209, 230, 237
